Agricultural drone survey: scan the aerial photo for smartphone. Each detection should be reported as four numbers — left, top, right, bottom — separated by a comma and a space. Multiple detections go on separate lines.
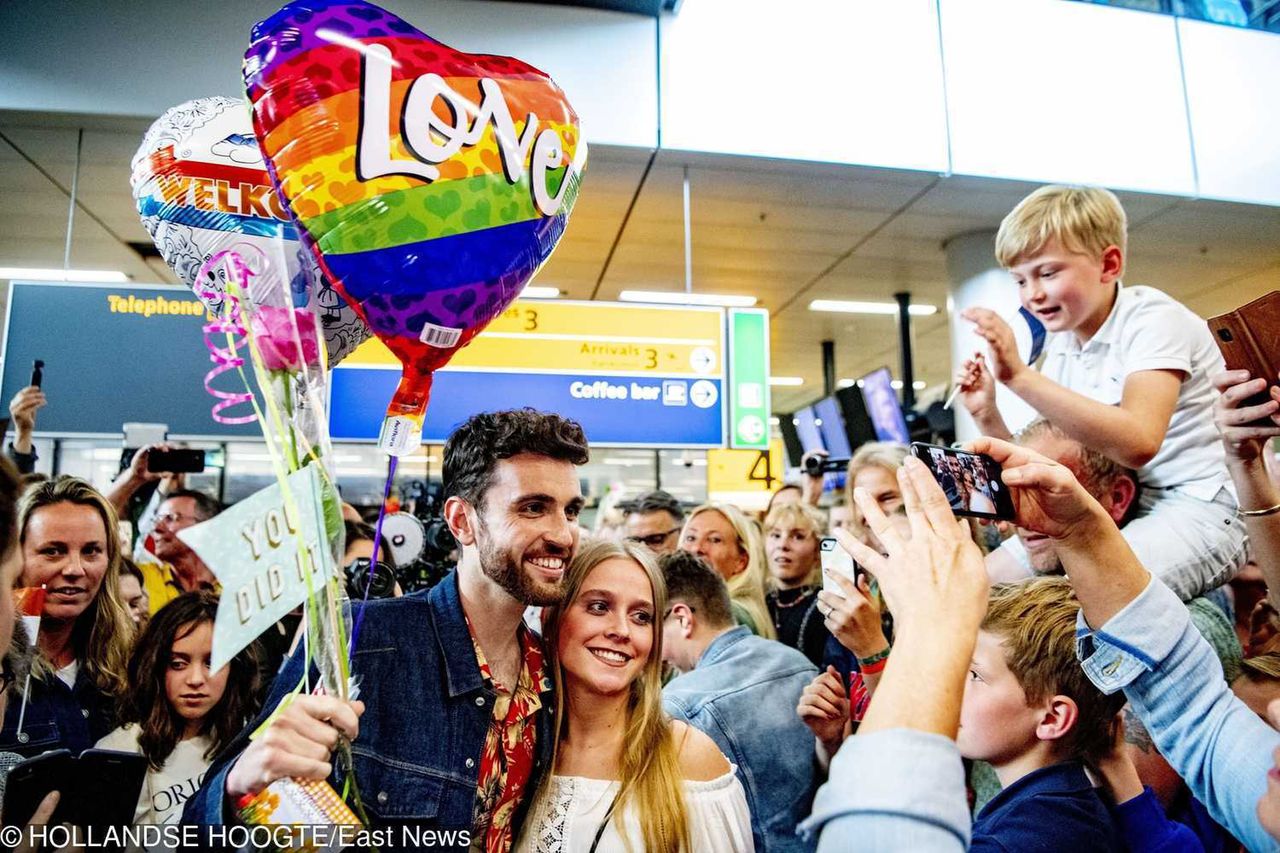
76, 749, 148, 827
1208, 292, 1280, 426
820, 536, 860, 599
29, 360, 43, 389
147, 448, 206, 473
1, 749, 73, 828
909, 442, 1016, 521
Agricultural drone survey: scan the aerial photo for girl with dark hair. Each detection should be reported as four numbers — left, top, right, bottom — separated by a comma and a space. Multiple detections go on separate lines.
96, 591, 260, 827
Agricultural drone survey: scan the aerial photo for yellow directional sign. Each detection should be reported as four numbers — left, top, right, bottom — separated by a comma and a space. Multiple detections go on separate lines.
344, 299, 725, 377
706, 440, 786, 511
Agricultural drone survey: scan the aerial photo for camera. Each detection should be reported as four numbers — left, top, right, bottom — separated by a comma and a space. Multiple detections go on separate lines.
394, 480, 459, 592
345, 557, 398, 600
803, 453, 849, 477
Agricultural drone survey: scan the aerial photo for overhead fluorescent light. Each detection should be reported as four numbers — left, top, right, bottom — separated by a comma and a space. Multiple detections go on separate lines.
839, 377, 926, 390
521, 286, 561, 299
769, 376, 804, 387
619, 290, 757, 307
809, 299, 937, 316
0, 267, 131, 283
601, 457, 652, 467
768, 416, 780, 426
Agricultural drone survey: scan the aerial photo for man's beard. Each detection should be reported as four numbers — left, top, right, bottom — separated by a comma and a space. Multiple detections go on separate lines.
475, 519, 566, 607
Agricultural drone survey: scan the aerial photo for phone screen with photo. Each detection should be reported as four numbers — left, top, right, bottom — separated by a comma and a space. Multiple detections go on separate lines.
909, 443, 1016, 521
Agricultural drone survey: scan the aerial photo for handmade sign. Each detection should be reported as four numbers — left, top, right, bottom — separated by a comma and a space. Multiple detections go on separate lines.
179, 465, 334, 671
130, 96, 370, 367
244, 0, 588, 455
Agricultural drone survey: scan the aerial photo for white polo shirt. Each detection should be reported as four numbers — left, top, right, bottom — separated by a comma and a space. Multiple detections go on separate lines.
1039, 284, 1228, 500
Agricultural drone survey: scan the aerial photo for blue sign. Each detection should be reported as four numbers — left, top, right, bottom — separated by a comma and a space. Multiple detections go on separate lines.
0, 282, 260, 438
330, 368, 725, 448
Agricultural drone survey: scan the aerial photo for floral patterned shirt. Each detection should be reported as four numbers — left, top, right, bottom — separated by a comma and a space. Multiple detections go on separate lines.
468, 619, 550, 853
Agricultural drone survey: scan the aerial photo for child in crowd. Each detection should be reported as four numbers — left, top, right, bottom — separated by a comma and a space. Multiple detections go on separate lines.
964, 578, 1125, 851
119, 558, 150, 630
96, 591, 260, 828
957, 185, 1243, 602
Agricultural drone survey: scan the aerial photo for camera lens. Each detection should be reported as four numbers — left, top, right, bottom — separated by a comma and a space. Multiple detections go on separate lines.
345, 558, 397, 599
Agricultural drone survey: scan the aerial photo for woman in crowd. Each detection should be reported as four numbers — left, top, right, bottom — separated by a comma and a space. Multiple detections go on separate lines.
680, 503, 775, 639
97, 591, 260, 827
518, 539, 752, 852
843, 442, 907, 547
0, 476, 133, 755
762, 502, 829, 665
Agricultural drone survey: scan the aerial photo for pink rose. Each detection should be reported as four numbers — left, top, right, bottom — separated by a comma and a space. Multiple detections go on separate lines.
250, 306, 321, 372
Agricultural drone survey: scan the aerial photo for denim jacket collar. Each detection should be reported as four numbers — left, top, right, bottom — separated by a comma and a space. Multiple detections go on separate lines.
697, 625, 752, 668
430, 571, 487, 699
429, 571, 553, 706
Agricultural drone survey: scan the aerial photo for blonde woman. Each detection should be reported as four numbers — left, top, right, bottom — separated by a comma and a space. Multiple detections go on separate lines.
0, 476, 133, 755
518, 539, 752, 852
762, 502, 829, 665
680, 504, 775, 640
843, 442, 908, 548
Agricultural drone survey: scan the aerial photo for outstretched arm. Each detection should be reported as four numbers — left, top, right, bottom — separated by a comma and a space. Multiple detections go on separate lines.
802, 458, 988, 852
969, 436, 1280, 851
1213, 368, 1280, 610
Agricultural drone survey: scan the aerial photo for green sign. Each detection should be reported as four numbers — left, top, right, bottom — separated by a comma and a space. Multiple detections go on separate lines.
728, 308, 770, 450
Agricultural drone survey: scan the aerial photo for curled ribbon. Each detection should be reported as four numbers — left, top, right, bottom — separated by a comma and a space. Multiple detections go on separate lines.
194, 249, 259, 425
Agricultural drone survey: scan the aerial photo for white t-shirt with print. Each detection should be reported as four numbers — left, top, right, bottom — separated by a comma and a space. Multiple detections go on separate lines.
95, 725, 213, 826
1038, 284, 1229, 500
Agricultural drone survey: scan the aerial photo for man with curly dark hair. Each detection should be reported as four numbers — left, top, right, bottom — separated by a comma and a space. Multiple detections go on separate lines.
186, 410, 589, 852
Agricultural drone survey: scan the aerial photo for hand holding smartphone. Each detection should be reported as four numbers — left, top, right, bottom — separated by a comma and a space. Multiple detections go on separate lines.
909, 442, 1016, 521
1208, 291, 1280, 426
147, 447, 206, 474
820, 537, 860, 599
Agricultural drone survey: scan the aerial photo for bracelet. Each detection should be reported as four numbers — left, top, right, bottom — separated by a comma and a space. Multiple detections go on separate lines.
858, 658, 887, 676
856, 646, 891, 668
1239, 502, 1280, 517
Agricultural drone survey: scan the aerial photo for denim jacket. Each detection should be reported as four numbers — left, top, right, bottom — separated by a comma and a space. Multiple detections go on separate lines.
0, 665, 117, 757
663, 626, 819, 852
1076, 577, 1278, 853
183, 572, 555, 851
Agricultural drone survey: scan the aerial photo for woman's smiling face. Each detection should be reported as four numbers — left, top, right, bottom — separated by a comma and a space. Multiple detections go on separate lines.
556, 557, 655, 697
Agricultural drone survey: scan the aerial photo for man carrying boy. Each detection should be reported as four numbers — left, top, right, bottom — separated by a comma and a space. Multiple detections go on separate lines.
957, 184, 1243, 601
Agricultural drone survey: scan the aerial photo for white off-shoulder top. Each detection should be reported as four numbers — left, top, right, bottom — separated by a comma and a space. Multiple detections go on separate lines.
516, 768, 755, 853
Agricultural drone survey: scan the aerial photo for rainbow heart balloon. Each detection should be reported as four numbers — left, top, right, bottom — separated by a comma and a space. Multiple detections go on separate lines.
244, 0, 588, 455
130, 96, 371, 367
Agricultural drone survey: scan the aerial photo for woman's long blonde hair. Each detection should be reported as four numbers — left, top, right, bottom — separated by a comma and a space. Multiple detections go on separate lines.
18, 477, 133, 699
538, 538, 692, 853
683, 504, 776, 640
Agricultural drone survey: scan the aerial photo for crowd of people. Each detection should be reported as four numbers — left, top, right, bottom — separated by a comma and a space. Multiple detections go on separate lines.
0, 182, 1275, 852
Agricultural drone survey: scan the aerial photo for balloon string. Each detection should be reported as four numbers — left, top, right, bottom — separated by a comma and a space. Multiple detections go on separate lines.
194, 251, 258, 425
348, 455, 398, 657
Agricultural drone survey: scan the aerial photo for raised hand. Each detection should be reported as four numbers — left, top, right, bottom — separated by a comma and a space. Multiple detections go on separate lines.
1212, 369, 1280, 464
797, 666, 850, 751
